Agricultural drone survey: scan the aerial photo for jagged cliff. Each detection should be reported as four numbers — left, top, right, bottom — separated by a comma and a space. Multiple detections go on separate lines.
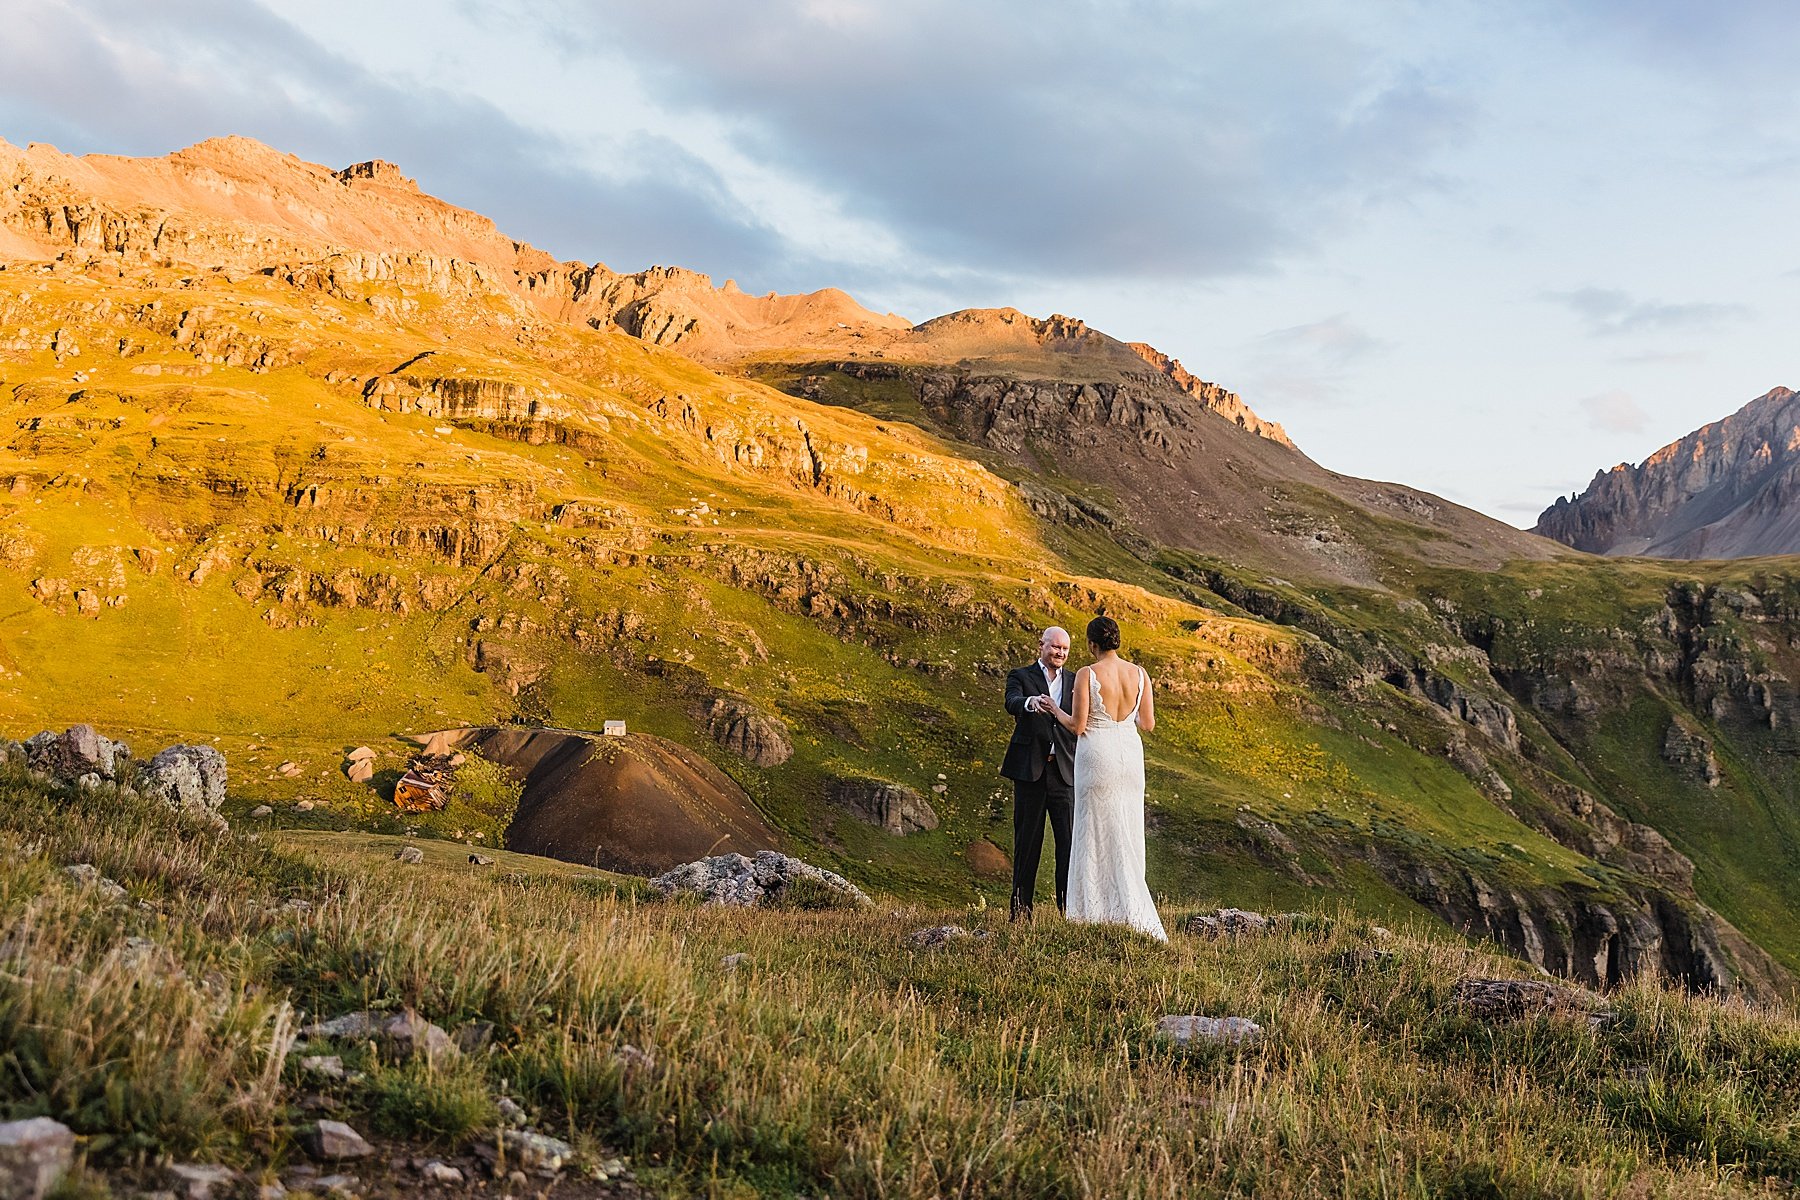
1535, 386, 1800, 558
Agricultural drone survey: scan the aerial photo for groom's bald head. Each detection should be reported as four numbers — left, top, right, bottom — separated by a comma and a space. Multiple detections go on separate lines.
1039, 626, 1071, 670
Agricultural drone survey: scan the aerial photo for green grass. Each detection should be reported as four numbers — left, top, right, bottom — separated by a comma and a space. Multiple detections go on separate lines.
3, 764, 1798, 1198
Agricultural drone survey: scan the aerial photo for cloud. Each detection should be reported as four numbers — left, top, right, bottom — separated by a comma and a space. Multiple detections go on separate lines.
1237, 313, 1386, 411
1544, 287, 1748, 337
1577, 389, 1649, 434
532, 1, 1473, 284
0, 0, 795, 280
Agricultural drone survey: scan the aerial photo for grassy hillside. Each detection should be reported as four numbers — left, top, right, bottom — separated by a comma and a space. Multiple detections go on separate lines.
3, 762, 1797, 1198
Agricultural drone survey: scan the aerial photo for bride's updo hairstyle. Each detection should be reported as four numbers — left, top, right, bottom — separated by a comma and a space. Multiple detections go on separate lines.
1086, 615, 1122, 652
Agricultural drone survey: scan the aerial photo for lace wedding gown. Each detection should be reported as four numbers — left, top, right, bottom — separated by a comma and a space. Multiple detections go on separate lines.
1066, 669, 1167, 941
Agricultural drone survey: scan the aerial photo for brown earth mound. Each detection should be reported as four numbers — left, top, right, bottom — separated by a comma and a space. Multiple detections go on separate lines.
428, 726, 778, 875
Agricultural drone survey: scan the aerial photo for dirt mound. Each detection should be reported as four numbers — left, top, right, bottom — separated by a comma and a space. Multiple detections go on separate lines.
432, 727, 778, 876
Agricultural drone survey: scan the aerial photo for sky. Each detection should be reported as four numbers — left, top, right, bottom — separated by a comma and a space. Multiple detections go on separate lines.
3, 0, 1798, 527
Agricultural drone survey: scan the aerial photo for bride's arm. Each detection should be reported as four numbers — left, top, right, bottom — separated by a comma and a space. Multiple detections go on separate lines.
1046, 667, 1091, 736
1137, 668, 1155, 733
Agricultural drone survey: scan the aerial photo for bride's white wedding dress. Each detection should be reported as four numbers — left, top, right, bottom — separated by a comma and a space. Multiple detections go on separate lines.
1066, 668, 1167, 941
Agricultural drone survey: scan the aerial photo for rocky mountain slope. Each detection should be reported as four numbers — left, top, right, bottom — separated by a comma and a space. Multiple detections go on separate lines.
3, 135, 1799, 1001
1536, 386, 1800, 557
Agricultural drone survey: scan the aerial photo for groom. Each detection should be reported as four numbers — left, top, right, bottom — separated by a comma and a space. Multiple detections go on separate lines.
1001, 626, 1075, 920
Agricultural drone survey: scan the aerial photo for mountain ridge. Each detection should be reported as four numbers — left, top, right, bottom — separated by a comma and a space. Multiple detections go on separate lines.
1536, 386, 1800, 558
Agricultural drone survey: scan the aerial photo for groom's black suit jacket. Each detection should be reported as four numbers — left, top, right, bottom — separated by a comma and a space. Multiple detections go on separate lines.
1001, 663, 1077, 786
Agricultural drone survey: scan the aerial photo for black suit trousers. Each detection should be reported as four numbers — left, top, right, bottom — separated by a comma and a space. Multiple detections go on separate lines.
1012, 763, 1073, 917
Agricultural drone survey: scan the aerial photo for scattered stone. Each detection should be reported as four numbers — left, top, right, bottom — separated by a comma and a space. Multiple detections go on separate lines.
1156, 1014, 1264, 1047
497, 1097, 528, 1127
22, 724, 129, 782
302, 1008, 457, 1063
719, 952, 749, 972
394, 846, 424, 864
652, 850, 872, 908
300, 1120, 373, 1160
1452, 977, 1608, 1023
346, 746, 375, 763
468, 853, 495, 866
0, 1117, 75, 1200
294, 800, 316, 812
312, 1173, 359, 1195
64, 863, 127, 902
167, 1163, 238, 1200
250, 804, 273, 818
479, 1129, 575, 1176
345, 760, 374, 784
278, 761, 303, 778
421, 1160, 463, 1184
256, 1182, 287, 1200
828, 777, 939, 835
1371, 926, 1395, 940
1184, 908, 1273, 938
903, 925, 972, 950
139, 744, 229, 813
301, 1055, 346, 1081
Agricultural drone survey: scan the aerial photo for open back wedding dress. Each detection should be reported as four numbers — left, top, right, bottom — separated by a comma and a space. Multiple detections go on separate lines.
1066, 668, 1167, 941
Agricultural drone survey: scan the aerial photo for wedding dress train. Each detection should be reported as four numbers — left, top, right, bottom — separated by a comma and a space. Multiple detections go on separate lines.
1066, 669, 1167, 941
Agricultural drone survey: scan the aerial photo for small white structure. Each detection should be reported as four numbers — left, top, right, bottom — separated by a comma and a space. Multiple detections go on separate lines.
603, 720, 627, 737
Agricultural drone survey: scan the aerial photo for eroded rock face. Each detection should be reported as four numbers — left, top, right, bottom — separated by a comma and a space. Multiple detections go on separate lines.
651, 850, 872, 909
704, 698, 793, 767
23, 724, 129, 780
828, 777, 938, 835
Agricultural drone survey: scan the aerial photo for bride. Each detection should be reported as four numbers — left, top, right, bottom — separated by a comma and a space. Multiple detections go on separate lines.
1043, 615, 1167, 941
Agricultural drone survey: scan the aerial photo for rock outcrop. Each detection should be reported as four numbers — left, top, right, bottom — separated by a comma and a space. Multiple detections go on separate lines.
828, 777, 939, 835
1535, 386, 1800, 557
703, 698, 793, 767
651, 850, 872, 909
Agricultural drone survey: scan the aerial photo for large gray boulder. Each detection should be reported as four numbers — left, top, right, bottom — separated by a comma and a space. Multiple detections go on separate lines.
0, 1117, 75, 1200
23, 725, 130, 782
137, 745, 228, 813
829, 777, 938, 835
652, 850, 872, 909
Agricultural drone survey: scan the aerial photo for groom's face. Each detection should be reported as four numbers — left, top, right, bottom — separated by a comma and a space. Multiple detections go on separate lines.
1039, 630, 1070, 671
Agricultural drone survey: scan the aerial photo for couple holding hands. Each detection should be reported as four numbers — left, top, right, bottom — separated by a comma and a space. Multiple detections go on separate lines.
1001, 616, 1166, 941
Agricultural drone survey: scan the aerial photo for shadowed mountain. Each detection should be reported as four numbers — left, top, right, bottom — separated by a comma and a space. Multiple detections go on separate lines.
1536, 387, 1800, 558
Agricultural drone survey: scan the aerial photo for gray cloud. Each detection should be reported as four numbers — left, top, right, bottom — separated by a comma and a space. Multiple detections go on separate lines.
1237, 313, 1386, 411
1544, 287, 1748, 337
0, 0, 793, 281
533, 0, 1472, 285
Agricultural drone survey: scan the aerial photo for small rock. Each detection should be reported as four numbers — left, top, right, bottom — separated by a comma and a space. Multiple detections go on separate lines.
497, 1097, 528, 1127
719, 952, 749, 972
312, 1173, 359, 1195
294, 800, 316, 812
506, 1169, 528, 1187
1156, 1014, 1264, 1046
1184, 908, 1270, 938
486, 1129, 574, 1175
345, 760, 374, 784
256, 1182, 287, 1200
0, 1117, 75, 1200
613, 1044, 655, 1072
394, 845, 424, 865
1452, 977, 1606, 1023
278, 761, 303, 777
468, 853, 495, 866
1334, 948, 1398, 975
301, 1055, 346, 1081
652, 850, 872, 908
421, 1160, 463, 1184
903, 925, 971, 950
346, 746, 375, 763
140, 744, 229, 811
300, 1119, 374, 1160
167, 1163, 238, 1200
63, 863, 100, 886
251, 805, 273, 818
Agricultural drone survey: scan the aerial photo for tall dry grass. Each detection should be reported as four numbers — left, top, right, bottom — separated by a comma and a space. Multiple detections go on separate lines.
2, 760, 1796, 1198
